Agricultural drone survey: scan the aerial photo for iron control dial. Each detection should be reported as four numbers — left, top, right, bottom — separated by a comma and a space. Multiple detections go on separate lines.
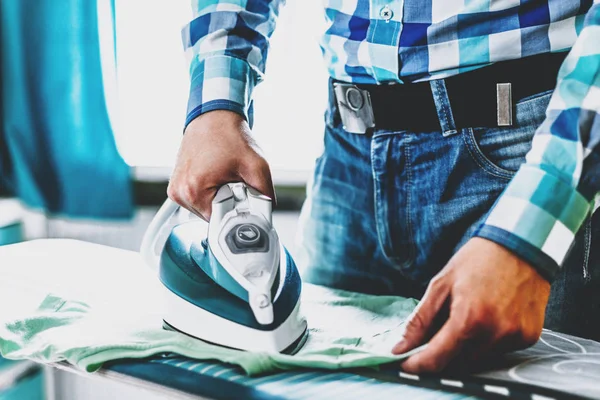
226, 223, 269, 254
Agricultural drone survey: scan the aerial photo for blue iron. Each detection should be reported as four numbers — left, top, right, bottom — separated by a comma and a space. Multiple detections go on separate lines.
141, 183, 308, 353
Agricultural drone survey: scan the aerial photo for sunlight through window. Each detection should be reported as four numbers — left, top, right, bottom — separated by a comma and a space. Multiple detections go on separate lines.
111, 1, 328, 184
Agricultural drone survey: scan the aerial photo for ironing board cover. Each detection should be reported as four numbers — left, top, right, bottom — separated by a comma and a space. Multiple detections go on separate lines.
107, 328, 599, 400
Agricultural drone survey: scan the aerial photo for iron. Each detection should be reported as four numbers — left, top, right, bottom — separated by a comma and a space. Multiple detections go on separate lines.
141, 183, 308, 353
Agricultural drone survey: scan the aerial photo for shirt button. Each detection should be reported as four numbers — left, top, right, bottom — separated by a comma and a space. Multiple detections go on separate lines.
380, 5, 393, 22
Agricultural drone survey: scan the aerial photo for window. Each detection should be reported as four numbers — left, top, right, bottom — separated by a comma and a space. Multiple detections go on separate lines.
109, 1, 329, 185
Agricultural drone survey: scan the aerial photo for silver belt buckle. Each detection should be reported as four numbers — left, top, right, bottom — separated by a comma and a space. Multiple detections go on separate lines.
333, 83, 375, 134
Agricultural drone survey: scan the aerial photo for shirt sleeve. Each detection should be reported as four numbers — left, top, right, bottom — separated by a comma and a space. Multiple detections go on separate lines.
475, 2, 600, 282
182, 0, 285, 128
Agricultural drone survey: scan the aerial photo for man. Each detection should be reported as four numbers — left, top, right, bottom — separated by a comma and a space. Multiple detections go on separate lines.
168, 0, 600, 373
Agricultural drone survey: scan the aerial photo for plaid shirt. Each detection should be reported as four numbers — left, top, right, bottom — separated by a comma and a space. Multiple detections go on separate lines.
183, 0, 600, 281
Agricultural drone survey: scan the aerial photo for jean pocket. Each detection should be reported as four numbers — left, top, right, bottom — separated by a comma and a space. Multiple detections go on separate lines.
462, 89, 552, 180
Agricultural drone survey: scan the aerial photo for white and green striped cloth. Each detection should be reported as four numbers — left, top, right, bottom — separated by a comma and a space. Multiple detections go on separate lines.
0, 240, 421, 376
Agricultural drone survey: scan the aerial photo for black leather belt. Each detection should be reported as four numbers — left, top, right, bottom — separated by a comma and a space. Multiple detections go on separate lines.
331, 52, 567, 134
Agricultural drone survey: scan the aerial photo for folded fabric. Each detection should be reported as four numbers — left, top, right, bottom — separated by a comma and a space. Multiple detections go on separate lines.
0, 240, 421, 375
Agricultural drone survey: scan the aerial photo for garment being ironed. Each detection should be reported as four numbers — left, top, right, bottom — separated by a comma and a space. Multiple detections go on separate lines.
0, 240, 420, 375
0, 284, 419, 375
182, 0, 600, 282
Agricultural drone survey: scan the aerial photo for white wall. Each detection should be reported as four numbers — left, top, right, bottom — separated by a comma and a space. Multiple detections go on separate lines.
110, 0, 329, 182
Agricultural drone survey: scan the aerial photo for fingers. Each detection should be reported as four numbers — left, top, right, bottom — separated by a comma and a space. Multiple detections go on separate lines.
401, 316, 469, 374
185, 189, 217, 222
168, 159, 275, 221
168, 182, 214, 222
167, 164, 238, 221
392, 276, 450, 355
399, 306, 543, 374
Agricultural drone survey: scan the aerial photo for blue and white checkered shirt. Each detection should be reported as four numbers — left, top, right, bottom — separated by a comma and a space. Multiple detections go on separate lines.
183, 0, 600, 281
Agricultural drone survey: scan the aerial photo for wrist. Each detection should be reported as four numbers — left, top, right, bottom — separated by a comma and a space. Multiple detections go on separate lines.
475, 237, 551, 287
185, 110, 247, 135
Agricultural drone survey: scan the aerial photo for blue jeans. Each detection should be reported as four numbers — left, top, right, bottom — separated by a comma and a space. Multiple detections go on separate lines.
296, 80, 600, 341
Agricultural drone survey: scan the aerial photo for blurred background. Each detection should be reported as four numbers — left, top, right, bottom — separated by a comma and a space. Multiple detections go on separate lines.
113, 0, 328, 178
0, 1, 327, 398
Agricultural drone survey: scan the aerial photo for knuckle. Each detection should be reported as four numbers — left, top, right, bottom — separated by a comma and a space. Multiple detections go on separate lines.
406, 312, 427, 333
181, 182, 198, 204
422, 276, 446, 299
166, 183, 180, 203
428, 276, 443, 291
169, 179, 204, 206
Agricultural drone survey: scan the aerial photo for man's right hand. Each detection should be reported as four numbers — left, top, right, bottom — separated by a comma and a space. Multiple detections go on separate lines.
167, 110, 276, 220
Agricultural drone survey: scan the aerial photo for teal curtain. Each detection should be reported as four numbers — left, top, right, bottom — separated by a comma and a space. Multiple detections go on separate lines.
0, 0, 132, 219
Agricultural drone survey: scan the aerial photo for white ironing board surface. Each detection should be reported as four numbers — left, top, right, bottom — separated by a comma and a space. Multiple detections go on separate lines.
0, 240, 185, 398
0, 239, 163, 322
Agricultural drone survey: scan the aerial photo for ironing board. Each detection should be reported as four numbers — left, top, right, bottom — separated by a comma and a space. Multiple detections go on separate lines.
102, 327, 600, 400
1, 240, 599, 400
106, 359, 476, 400
44, 358, 476, 400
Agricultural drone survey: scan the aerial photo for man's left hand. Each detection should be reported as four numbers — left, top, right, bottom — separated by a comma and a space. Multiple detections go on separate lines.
392, 237, 551, 373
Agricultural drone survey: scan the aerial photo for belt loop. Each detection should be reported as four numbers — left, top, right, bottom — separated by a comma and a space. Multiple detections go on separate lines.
429, 79, 457, 137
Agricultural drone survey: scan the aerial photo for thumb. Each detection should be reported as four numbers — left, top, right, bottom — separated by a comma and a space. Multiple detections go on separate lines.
392, 277, 450, 354
240, 158, 277, 205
